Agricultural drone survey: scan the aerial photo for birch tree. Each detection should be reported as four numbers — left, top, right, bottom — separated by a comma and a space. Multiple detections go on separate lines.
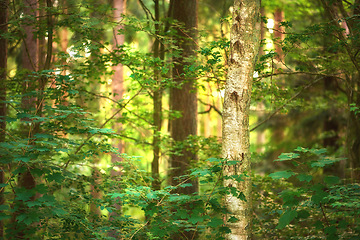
222, 0, 261, 239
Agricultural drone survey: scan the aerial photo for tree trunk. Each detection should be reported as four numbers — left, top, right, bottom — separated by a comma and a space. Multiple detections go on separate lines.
109, 1, 126, 237
170, 0, 198, 195
0, 0, 7, 237
11, 0, 38, 238
152, 0, 161, 191
111, 0, 126, 171
169, 1, 198, 238
320, 0, 360, 181
274, 8, 285, 62
222, 0, 260, 239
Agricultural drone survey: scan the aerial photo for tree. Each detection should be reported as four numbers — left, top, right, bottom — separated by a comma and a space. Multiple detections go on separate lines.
222, 0, 261, 239
109, 0, 126, 236
0, 0, 8, 238
169, 0, 198, 238
11, 0, 38, 237
170, 0, 198, 195
152, 0, 162, 191
319, 0, 360, 181
111, 0, 126, 175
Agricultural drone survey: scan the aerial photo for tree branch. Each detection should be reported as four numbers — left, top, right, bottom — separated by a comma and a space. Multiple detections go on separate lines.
250, 77, 323, 132
63, 87, 144, 169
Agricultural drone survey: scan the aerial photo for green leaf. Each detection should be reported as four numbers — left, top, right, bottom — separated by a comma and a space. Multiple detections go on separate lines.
189, 214, 205, 224
226, 160, 238, 166
281, 190, 301, 207
227, 216, 239, 223
276, 153, 300, 161
311, 184, 329, 204
297, 174, 312, 182
237, 192, 247, 202
89, 128, 114, 134
294, 146, 309, 152
146, 192, 157, 200
208, 157, 222, 163
17, 213, 40, 225
52, 208, 68, 216
15, 157, 31, 163
310, 148, 327, 155
179, 183, 192, 188
46, 172, 65, 183
269, 170, 296, 179
15, 191, 34, 202
208, 217, 224, 227
311, 157, 339, 167
276, 210, 298, 229
190, 169, 211, 177
176, 209, 189, 219
108, 192, 124, 199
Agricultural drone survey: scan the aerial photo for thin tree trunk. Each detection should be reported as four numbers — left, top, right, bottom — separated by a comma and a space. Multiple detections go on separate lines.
88, 0, 106, 218
19, 0, 38, 207
12, 0, 39, 238
222, 0, 260, 239
111, 0, 126, 171
274, 8, 285, 62
152, 0, 161, 191
38, 0, 46, 71
59, 0, 69, 105
0, 0, 8, 237
108, 1, 126, 237
320, 0, 360, 181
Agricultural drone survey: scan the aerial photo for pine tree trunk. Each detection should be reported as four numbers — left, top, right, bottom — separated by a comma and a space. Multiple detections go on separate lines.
170, 0, 198, 195
169, 1, 198, 238
222, 0, 260, 239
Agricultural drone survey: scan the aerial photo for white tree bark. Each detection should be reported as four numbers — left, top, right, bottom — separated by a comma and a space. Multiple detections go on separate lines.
222, 0, 261, 239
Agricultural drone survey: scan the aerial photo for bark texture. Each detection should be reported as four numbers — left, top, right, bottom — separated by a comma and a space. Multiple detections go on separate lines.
222, 0, 260, 239
169, 1, 198, 239
170, 0, 198, 195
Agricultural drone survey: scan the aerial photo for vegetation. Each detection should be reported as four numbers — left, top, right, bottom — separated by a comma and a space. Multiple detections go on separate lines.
0, 0, 359, 239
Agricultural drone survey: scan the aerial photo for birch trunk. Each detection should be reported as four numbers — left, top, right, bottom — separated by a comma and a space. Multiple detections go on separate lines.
222, 0, 260, 239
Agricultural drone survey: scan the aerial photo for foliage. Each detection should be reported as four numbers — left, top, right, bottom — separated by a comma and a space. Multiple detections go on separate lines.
1, 0, 360, 239
262, 148, 360, 239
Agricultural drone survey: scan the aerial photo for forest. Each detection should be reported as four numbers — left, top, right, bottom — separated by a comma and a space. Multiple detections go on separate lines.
0, 0, 359, 239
